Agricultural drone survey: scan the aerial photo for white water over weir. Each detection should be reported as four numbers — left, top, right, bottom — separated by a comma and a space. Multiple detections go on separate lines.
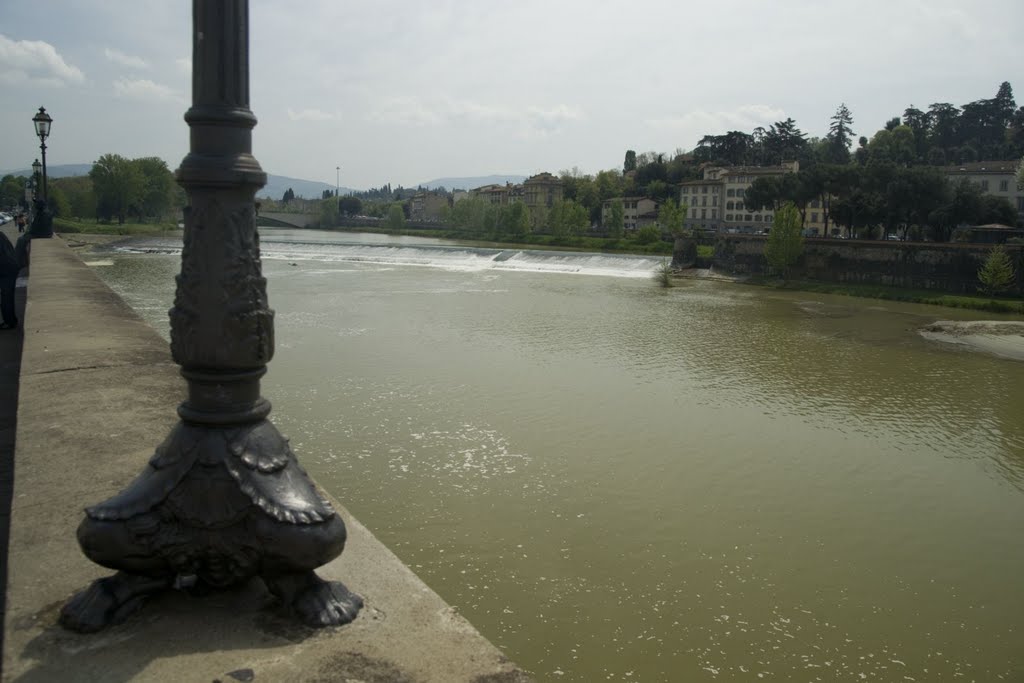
117, 236, 669, 278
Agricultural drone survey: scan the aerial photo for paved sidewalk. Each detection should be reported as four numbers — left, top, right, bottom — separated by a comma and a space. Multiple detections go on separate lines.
0, 223, 26, 681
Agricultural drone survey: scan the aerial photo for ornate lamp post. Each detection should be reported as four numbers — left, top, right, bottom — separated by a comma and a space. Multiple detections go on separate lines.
30, 108, 53, 238
59, 0, 362, 632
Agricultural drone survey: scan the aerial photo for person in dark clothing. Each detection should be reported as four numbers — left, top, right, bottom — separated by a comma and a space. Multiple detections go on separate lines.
0, 231, 26, 329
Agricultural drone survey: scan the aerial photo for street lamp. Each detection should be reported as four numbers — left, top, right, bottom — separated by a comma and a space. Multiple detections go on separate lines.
32, 107, 51, 202
59, 0, 362, 633
336, 166, 340, 198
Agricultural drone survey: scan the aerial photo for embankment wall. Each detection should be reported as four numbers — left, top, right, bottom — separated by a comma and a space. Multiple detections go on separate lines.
711, 235, 1024, 295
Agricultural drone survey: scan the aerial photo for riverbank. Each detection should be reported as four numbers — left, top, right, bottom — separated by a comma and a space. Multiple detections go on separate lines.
54, 217, 177, 235
920, 320, 1024, 361
733, 276, 1024, 314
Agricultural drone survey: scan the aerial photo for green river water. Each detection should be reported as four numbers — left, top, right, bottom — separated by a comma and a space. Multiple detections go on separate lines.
92, 230, 1024, 682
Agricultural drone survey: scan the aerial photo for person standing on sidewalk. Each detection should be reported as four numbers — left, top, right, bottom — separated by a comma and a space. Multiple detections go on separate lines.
0, 231, 25, 330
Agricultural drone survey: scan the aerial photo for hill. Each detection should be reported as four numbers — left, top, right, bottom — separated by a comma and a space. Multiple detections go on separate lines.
416, 175, 528, 191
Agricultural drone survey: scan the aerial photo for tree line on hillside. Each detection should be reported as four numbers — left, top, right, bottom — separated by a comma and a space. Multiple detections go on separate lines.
544, 81, 1023, 241
694, 82, 1022, 168
747, 163, 1018, 240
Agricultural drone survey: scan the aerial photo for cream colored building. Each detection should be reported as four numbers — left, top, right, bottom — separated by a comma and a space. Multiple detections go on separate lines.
681, 161, 802, 234
522, 172, 563, 227
944, 161, 1024, 221
601, 197, 658, 232
409, 191, 449, 221
470, 184, 512, 205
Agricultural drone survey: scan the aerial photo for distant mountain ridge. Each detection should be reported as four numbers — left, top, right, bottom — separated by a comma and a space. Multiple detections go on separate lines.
1, 164, 528, 197
416, 175, 527, 191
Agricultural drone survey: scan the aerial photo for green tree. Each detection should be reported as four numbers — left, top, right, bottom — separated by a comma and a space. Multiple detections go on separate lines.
52, 176, 96, 219
90, 153, 145, 224
826, 103, 855, 164
635, 224, 661, 245
978, 245, 1015, 294
47, 184, 71, 218
624, 150, 637, 173
282, 188, 295, 203
547, 199, 588, 238
338, 196, 362, 215
506, 201, 531, 236
657, 199, 686, 237
606, 200, 624, 238
764, 203, 803, 278
386, 203, 406, 230
0, 174, 27, 209
319, 198, 338, 227
980, 195, 1018, 225
132, 157, 175, 219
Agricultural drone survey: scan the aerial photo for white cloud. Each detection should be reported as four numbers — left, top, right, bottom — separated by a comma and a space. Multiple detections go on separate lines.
646, 105, 787, 136
373, 97, 582, 137
0, 34, 85, 86
113, 78, 183, 103
104, 47, 148, 70
287, 108, 338, 121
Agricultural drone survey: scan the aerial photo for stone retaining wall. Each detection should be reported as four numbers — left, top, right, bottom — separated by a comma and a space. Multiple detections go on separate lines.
712, 235, 1024, 295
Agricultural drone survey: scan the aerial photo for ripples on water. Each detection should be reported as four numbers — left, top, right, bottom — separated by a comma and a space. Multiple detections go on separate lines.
95, 231, 1024, 682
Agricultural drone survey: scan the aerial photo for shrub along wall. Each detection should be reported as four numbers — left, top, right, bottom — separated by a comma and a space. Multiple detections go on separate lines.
711, 235, 1024, 296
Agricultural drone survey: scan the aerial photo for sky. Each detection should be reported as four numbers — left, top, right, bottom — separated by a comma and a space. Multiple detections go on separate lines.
1, 0, 1021, 191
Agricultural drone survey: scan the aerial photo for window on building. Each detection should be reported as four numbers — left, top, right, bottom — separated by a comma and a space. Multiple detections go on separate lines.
691, 209, 697, 218
712, 186, 719, 193
810, 199, 820, 208
712, 209, 717, 219
745, 214, 752, 222
682, 187, 689, 194
811, 212, 819, 222
726, 201, 734, 210
754, 215, 762, 222
701, 209, 707, 219
765, 215, 773, 223
1000, 180, 1009, 192
981, 180, 989, 191
737, 189, 745, 198
727, 189, 735, 197
702, 197, 707, 206
1017, 197, 1024, 211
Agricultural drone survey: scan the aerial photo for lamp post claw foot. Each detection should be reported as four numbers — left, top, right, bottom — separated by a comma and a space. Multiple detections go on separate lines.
266, 572, 364, 627
59, 573, 172, 633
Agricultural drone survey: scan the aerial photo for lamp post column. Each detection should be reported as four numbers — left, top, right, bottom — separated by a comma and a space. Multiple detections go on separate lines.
59, 0, 362, 633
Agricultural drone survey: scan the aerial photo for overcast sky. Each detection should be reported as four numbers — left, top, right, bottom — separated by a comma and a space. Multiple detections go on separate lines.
1, 0, 1021, 190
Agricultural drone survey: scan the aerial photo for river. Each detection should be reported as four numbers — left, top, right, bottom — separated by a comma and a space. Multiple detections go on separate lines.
89, 229, 1024, 682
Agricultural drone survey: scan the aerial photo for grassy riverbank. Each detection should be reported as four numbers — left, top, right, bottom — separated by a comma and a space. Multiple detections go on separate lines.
54, 218, 178, 235
747, 277, 1024, 314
